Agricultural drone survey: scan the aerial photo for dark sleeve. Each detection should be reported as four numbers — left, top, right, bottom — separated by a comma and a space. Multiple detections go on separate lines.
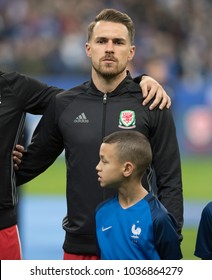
133, 74, 147, 84
16, 95, 64, 185
149, 108, 183, 238
154, 211, 183, 260
3, 71, 63, 114
194, 201, 212, 259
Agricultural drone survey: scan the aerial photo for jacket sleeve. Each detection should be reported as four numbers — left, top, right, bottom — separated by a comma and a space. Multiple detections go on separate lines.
3, 71, 63, 114
16, 95, 64, 185
148, 108, 183, 238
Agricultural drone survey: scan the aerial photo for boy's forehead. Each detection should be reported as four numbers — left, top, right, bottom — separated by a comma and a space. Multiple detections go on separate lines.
101, 142, 117, 153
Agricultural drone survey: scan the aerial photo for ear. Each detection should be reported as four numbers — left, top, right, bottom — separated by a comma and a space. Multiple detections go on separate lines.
85, 42, 91, 58
128, 45, 136, 61
123, 162, 134, 177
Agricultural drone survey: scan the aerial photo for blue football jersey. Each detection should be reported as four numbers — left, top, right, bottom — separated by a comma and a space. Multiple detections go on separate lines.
194, 201, 212, 259
96, 192, 182, 260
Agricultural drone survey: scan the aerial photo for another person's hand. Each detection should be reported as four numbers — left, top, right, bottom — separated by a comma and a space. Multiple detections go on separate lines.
140, 76, 171, 110
13, 144, 26, 171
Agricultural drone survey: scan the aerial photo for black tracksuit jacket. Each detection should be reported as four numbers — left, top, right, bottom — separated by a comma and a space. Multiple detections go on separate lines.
0, 71, 61, 230
16, 74, 183, 255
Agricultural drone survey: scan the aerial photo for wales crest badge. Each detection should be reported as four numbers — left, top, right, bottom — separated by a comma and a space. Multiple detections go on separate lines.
118, 110, 136, 129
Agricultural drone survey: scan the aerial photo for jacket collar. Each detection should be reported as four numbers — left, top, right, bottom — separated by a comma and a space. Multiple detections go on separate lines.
87, 71, 133, 96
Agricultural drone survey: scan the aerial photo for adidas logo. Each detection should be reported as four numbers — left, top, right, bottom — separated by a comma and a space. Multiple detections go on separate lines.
74, 113, 89, 123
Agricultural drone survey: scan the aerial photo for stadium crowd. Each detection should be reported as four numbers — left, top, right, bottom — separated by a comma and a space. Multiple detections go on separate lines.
0, 0, 212, 83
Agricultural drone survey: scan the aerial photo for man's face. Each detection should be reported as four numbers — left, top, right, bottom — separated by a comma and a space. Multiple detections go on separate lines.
86, 21, 135, 79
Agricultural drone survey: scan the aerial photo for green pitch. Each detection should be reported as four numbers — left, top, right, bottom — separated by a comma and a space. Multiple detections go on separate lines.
182, 156, 212, 199
21, 157, 66, 195
22, 156, 212, 199
182, 228, 199, 260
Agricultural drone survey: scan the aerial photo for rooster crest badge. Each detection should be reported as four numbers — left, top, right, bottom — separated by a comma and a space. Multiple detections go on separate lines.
131, 223, 142, 239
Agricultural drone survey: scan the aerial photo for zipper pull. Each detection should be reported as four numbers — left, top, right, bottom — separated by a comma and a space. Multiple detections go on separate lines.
103, 93, 107, 104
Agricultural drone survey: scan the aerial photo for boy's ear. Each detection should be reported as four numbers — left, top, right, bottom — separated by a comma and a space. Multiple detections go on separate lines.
123, 162, 134, 177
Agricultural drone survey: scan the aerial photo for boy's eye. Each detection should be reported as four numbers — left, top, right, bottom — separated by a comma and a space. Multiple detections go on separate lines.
100, 157, 107, 164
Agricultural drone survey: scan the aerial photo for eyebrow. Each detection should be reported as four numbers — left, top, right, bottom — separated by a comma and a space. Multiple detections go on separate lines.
95, 36, 126, 42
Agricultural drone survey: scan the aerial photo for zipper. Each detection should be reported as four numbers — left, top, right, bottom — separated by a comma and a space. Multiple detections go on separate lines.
102, 93, 107, 141
102, 93, 107, 200
103, 93, 107, 104
11, 113, 26, 205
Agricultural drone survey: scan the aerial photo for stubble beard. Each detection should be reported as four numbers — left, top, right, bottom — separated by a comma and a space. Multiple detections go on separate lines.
92, 62, 126, 80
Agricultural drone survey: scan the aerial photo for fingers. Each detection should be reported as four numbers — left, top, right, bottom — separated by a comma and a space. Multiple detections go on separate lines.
149, 88, 171, 110
142, 84, 171, 110
140, 81, 148, 98
13, 154, 21, 171
142, 83, 160, 107
13, 145, 26, 161
157, 88, 171, 110
13, 151, 23, 161
12, 145, 27, 170
165, 95, 171, 109
14, 163, 20, 171
140, 76, 172, 110
15, 144, 26, 153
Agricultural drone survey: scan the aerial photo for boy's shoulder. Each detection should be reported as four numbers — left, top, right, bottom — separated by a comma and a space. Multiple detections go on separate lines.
96, 196, 117, 214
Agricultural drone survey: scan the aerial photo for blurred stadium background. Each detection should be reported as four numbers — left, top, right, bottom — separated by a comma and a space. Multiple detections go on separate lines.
1, 0, 211, 259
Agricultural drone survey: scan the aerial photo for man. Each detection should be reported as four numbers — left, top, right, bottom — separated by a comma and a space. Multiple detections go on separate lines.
16, 8, 183, 260
96, 131, 182, 260
1, 74, 168, 261
0, 71, 63, 260
1, 71, 167, 261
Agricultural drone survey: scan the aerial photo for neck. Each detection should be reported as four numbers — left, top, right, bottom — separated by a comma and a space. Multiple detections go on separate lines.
92, 69, 127, 93
118, 182, 148, 209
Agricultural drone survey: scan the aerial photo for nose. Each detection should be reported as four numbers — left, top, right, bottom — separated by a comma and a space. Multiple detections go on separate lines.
105, 40, 114, 52
96, 161, 100, 171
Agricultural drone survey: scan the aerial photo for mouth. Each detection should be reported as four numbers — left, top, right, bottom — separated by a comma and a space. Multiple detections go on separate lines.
102, 56, 116, 63
97, 173, 102, 182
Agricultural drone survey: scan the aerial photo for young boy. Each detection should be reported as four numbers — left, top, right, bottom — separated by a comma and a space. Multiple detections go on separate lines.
194, 201, 212, 260
96, 130, 182, 260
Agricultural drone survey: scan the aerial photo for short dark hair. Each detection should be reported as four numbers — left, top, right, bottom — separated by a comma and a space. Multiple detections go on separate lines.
87, 8, 135, 44
103, 131, 152, 177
